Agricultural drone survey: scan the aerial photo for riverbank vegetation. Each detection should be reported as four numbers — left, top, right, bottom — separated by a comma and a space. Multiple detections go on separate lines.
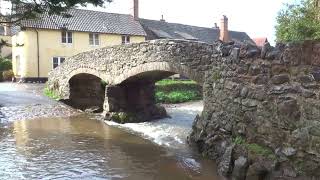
0, 58, 13, 82
44, 87, 60, 100
155, 79, 202, 104
44, 79, 203, 104
233, 136, 276, 160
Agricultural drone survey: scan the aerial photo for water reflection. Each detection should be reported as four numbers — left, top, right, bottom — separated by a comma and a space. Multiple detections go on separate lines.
0, 115, 221, 180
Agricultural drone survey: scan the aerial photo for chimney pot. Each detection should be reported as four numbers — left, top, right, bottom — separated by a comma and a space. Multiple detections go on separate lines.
160, 15, 165, 22
219, 15, 229, 42
214, 23, 218, 29
131, 0, 139, 20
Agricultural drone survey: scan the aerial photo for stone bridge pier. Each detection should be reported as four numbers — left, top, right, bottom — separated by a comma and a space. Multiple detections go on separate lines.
103, 81, 166, 123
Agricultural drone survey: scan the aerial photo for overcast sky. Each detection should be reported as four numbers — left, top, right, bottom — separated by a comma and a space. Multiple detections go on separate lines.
86, 0, 294, 45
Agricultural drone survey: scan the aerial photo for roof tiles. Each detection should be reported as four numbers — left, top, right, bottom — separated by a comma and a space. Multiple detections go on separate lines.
20, 9, 146, 36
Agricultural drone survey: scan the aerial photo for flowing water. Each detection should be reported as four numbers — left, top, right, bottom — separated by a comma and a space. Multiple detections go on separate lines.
0, 83, 221, 179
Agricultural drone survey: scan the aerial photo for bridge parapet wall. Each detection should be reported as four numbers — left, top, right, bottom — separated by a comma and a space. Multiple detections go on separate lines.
189, 40, 320, 179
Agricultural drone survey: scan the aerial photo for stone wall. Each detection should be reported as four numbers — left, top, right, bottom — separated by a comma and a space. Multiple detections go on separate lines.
189, 40, 320, 179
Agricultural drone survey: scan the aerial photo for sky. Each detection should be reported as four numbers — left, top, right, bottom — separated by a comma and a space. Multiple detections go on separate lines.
85, 0, 294, 45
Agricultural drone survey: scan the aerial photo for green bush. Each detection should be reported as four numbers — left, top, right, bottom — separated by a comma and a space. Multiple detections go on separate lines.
155, 79, 202, 104
0, 59, 12, 71
0, 58, 12, 82
276, 0, 320, 42
2, 70, 14, 81
44, 87, 60, 100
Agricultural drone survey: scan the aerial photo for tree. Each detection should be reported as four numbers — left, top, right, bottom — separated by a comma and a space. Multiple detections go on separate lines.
275, 0, 320, 42
0, 57, 12, 71
0, 0, 113, 24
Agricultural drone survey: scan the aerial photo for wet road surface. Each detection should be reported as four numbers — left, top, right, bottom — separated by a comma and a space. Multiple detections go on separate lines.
0, 82, 79, 122
0, 83, 53, 106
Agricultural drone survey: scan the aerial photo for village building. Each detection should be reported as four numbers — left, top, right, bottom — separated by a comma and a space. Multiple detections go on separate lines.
252, 37, 269, 48
11, 9, 146, 82
4, 0, 253, 82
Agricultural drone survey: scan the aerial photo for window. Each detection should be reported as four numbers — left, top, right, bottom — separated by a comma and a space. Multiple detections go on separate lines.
52, 57, 65, 69
89, 33, 100, 46
61, 31, 72, 44
122, 35, 130, 44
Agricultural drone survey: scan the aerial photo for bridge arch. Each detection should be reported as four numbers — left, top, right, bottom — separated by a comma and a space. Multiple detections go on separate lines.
114, 62, 204, 85
67, 73, 105, 111
65, 67, 111, 84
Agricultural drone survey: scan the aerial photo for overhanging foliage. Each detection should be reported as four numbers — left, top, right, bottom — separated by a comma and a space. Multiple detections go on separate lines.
276, 0, 320, 42
0, 0, 112, 24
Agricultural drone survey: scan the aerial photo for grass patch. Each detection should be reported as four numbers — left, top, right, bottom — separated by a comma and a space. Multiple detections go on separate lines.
247, 143, 275, 159
155, 79, 202, 104
232, 136, 276, 160
44, 87, 60, 100
233, 136, 246, 145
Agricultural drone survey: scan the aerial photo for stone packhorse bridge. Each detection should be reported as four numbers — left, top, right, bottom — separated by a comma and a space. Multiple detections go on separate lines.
48, 39, 320, 179
48, 39, 213, 121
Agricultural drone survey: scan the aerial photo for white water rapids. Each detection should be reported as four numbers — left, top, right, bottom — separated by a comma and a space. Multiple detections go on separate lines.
105, 101, 203, 149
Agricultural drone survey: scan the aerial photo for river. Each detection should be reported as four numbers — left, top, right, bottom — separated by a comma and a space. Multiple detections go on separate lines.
0, 83, 222, 180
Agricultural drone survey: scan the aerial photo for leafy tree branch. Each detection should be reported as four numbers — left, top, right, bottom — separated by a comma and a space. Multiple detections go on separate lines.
276, 0, 320, 42
0, 0, 113, 24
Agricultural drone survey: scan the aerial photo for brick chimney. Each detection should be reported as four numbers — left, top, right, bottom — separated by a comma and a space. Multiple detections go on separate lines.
219, 15, 229, 42
131, 0, 139, 20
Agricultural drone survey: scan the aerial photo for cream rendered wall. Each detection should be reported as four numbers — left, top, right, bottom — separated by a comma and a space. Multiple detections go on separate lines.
12, 31, 26, 77
0, 35, 12, 58
15, 28, 145, 78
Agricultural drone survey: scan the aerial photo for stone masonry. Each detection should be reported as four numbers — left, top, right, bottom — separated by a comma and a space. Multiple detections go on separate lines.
189, 40, 320, 179
48, 39, 213, 121
48, 39, 320, 179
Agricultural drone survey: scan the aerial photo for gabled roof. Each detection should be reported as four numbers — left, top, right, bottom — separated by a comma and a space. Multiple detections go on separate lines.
13, 8, 253, 44
19, 9, 146, 36
139, 18, 254, 44
253, 37, 268, 47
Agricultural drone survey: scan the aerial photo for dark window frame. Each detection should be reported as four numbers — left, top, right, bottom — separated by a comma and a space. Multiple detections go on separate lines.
121, 35, 130, 44
61, 31, 73, 44
89, 33, 100, 46
52, 57, 65, 69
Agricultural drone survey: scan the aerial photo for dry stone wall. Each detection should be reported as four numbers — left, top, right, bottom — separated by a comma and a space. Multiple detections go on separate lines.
189, 40, 320, 179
